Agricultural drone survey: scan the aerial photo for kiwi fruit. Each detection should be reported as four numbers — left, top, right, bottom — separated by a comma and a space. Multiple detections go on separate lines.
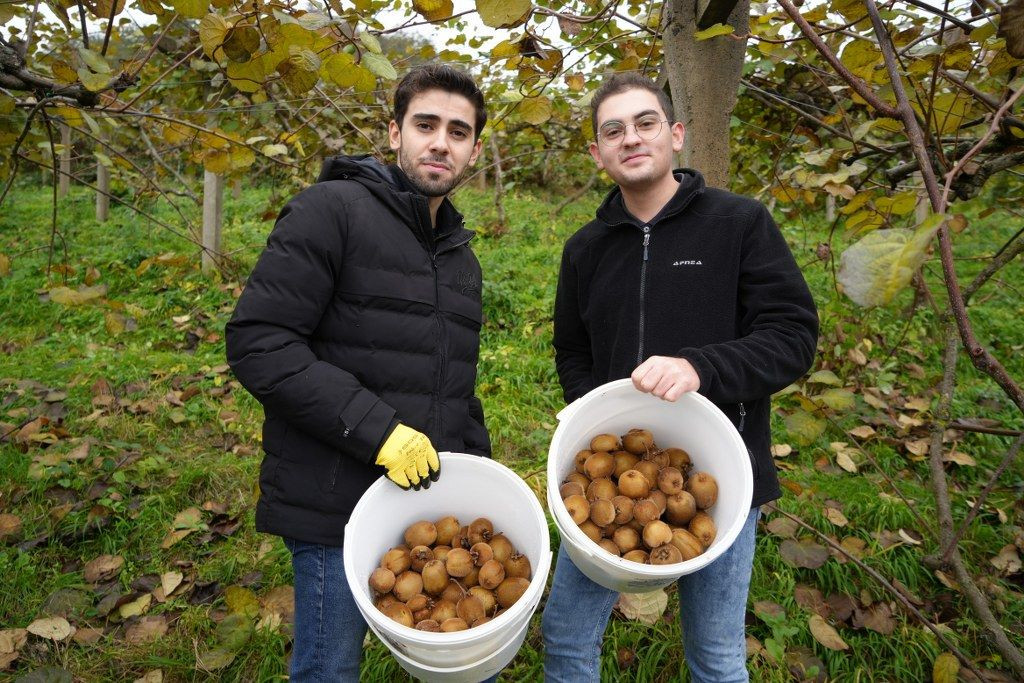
369, 567, 395, 594
376, 594, 400, 612
415, 619, 440, 632
564, 472, 591, 489
421, 559, 449, 596
462, 564, 480, 588
564, 494, 590, 525
456, 595, 486, 624
622, 428, 655, 455
612, 526, 641, 553
669, 527, 704, 560
440, 617, 469, 632
574, 449, 594, 474
663, 447, 692, 473
583, 452, 616, 479
478, 559, 505, 590
600, 521, 619, 538
611, 495, 635, 524
598, 538, 621, 556
495, 577, 530, 608
470, 542, 493, 567
560, 481, 585, 499
590, 433, 620, 452
445, 547, 474, 578
649, 543, 684, 565
488, 534, 514, 564
688, 511, 717, 548
384, 602, 414, 627
409, 545, 434, 572
434, 516, 461, 546
665, 491, 698, 525
642, 520, 673, 549
504, 551, 532, 579
380, 547, 411, 575
449, 528, 470, 551
586, 477, 618, 502
393, 570, 424, 602
632, 499, 661, 526
634, 460, 661, 486
590, 499, 616, 527
644, 449, 670, 468
686, 472, 718, 509
404, 520, 437, 548
407, 594, 434, 622
441, 580, 465, 604
469, 586, 497, 615
646, 490, 667, 516
617, 470, 650, 499
578, 520, 602, 543
613, 451, 640, 478
468, 518, 494, 544
430, 599, 458, 623
622, 549, 649, 563
433, 545, 451, 564
657, 466, 685, 495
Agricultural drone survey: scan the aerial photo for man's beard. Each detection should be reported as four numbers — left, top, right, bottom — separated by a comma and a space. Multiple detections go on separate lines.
399, 147, 468, 197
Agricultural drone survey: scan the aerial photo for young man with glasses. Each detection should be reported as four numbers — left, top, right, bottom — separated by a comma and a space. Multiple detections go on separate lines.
542, 72, 818, 681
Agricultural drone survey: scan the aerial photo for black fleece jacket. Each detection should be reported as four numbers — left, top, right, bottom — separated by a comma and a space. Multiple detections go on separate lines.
226, 155, 490, 546
554, 169, 818, 507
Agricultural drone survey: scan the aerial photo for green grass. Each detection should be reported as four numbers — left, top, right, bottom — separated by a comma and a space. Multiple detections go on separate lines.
1, 179, 1022, 681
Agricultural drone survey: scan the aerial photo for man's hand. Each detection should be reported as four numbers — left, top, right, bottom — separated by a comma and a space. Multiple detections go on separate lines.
374, 424, 441, 491
631, 356, 700, 402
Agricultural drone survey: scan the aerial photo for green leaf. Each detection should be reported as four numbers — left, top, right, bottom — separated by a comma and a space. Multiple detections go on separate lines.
694, 23, 734, 40
361, 53, 397, 81
932, 652, 960, 683
170, 0, 208, 19
360, 32, 382, 54
784, 409, 826, 446
476, 0, 531, 28
807, 370, 842, 386
816, 388, 856, 412
199, 14, 231, 59
0, 94, 15, 116
519, 96, 552, 124
77, 48, 111, 74
322, 52, 358, 86
226, 57, 267, 93
837, 214, 944, 307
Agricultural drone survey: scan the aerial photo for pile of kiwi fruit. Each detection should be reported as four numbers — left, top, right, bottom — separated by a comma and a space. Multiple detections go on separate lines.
558, 428, 719, 564
370, 517, 532, 632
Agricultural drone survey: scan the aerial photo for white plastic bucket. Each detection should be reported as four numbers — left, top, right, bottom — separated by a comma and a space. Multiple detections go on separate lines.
344, 452, 552, 677
547, 378, 754, 593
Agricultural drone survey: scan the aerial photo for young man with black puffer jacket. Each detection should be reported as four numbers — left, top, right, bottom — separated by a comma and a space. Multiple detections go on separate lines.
226, 64, 494, 682
542, 73, 819, 682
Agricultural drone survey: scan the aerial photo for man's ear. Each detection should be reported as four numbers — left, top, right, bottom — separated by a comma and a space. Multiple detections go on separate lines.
588, 141, 605, 169
670, 121, 685, 153
469, 137, 483, 165
388, 120, 401, 152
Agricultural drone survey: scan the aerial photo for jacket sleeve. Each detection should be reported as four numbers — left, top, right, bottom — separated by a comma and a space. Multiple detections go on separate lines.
676, 204, 819, 405
463, 395, 492, 457
553, 242, 596, 403
225, 185, 396, 464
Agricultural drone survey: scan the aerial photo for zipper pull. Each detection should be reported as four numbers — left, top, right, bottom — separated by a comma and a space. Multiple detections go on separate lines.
738, 402, 746, 433
642, 226, 650, 262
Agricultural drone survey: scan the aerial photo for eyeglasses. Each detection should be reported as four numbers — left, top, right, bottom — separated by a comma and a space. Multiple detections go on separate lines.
597, 117, 670, 147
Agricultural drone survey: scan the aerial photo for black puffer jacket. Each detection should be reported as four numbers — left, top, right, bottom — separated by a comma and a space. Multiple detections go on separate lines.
226, 155, 490, 546
554, 170, 818, 508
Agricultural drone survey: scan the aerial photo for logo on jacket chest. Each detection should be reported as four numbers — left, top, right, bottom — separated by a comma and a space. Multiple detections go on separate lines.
457, 270, 479, 296
672, 259, 703, 266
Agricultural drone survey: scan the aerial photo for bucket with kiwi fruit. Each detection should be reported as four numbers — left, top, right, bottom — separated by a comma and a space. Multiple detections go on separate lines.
343, 453, 552, 682
547, 378, 753, 593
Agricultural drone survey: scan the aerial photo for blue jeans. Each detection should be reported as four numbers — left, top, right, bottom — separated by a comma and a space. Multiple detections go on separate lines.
541, 508, 761, 683
285, 537, 501, 682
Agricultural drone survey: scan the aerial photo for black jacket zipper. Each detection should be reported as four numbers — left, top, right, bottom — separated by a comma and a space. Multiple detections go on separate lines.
637, 225, 651, 365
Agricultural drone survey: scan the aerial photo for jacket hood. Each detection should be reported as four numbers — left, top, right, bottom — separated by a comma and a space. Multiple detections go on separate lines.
595, 168, 706, 228
316, 154, 469, 245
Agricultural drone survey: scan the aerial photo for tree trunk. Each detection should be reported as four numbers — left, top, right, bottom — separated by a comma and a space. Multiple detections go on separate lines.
475, 144, 487, 190
826, 194, 836, 223
58, 124, 71, 198
96, 155, 109, 222
662, 0, 751, 189
202, 170, 223, 274
490, 136, 505, 229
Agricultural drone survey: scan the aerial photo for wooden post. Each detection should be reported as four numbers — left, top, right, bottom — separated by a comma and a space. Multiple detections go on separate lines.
474, 144, 487, 190
202, 170, 223, 274
95, 153, 109, 222
231, 178, 242, 200
825, 194, 835, 223
58, 124, 71, 198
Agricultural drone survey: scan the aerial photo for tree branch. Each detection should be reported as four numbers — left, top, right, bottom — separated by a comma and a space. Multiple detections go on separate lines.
962, 225, 1024, 303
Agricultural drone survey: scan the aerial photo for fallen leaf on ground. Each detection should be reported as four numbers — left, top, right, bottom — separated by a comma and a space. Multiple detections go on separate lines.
809, 614, 849, 650
615, 590, 668, 624
26, 617, 74, 641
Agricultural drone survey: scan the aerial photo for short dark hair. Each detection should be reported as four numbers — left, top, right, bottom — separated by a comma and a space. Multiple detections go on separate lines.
393, 64, 487, 141
590, 73, 674, 136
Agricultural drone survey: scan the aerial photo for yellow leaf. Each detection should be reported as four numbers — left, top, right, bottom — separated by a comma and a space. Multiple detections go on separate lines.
199, 13, 232, 59
77, 68, 110, 92
694, 23, 735, 40
118, 594, 152, 619
225, 586, 260, 617
161, 571, 184, 596
836, 449, 858, 473
491, 39, 520, 59
932, 652, 959, 683
51, 60, 79, 85
49, 284, 108, 305
565, 73, 584, 92
26, 617, 74, 641
809, 614, 849, 650
519, 96, 552, 125
784, 409, 825, 446
476, 0, 531, 28
412, 0, 453, 22
615, 589, 668, 624
104, 312, 126, 336
226, 56, 267, 93
170, 0, 208, 19
0, 253, 10, 277
824, 507, 849, 527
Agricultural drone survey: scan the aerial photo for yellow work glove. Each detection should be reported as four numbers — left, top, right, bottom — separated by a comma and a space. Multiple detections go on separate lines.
374, 423, 441, 491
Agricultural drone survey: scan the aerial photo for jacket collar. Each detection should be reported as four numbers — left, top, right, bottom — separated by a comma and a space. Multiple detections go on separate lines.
595, 168, 706, 229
